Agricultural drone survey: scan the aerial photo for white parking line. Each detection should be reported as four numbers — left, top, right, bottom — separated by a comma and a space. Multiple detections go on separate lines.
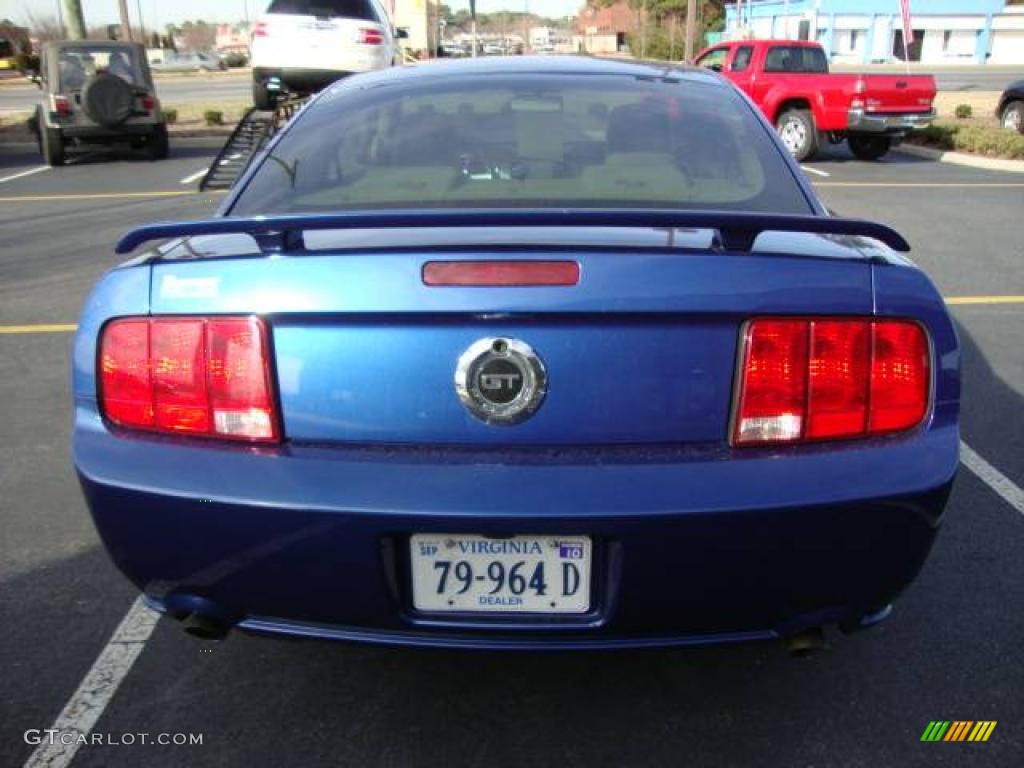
961, 441, 1024, 517
22, 597, 159, 768
180, 153, 244, 185
0, 166, 49, 185
179, 168, 208, 184
800, 165, 831, 178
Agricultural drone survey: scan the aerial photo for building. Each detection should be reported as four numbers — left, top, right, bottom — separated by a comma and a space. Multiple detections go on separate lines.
725, 1, 1024, 65
576, 1, 637, 54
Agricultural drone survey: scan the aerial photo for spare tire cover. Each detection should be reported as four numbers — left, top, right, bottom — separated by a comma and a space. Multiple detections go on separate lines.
81, 74, 135, 128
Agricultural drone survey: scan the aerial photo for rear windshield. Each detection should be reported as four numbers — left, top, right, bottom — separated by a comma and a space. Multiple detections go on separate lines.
764, 46, 828, 74
56, 46, 142, 89
231, 74, 812, 216
266, 0, 378, 19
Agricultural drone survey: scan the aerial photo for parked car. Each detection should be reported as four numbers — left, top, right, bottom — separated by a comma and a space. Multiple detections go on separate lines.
249, 0, 399, 109
997, 80, 1024, 134
74, 56, 958, 651
695, 40, 937, 161
30, 40, 168, 166
151, 52, 226, 73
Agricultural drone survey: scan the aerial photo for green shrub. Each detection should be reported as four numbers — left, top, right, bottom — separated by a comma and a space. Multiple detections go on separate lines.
223, 52, 248, 68
163, 107, 178, 124
954, 104, 973, 119
203, 110, 224, 126
912, 121, 1024, 159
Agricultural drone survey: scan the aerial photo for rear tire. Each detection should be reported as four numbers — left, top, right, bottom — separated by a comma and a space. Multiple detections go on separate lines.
253, 79, 277, 110
776, 109, 818, 162
39, 114, 65, 166
848, 135, 892, 161
1001, 100, 1024, 134
146, 124, 170, 161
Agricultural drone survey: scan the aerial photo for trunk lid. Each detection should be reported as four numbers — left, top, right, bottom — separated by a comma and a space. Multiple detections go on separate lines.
149, 233, 875, 447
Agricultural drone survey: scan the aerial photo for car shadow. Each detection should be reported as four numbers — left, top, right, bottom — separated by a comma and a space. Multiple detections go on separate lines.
63, 141, 222, 167
3, 325, 1021, 768
806, 141, 937, 166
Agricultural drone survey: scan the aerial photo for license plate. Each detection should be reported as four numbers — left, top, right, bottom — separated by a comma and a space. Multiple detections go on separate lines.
410, 534, 592, 614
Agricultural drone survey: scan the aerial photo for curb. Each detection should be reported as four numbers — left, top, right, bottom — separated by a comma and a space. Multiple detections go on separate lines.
895, 143, 1024, 174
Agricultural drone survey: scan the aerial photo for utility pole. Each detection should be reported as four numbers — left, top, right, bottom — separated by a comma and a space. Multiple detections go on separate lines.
136, 0, 145, 44
684, 0, 697, 61
61, 0, 86, 40
117, 0, 132, 42
470, 0, 478, 57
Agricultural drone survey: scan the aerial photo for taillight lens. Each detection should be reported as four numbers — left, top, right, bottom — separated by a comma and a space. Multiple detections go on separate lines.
52, 95, 71, 116
253, 21, 269, 38
357, 27, 385, 45
733, 318, 929, 446
140, 94, 155, 111
100, 316, 279, 443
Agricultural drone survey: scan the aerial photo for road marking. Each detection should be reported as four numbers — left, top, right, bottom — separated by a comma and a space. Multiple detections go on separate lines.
946, 296, 1024, 306
815, 182, 1024, 188
23, 597, 160, 768
0, 190, 216, 202
0, 166, 49, 185
181, 152, 244, 185
800, 165, 831, 177
0, 324, 77, 334
180, 168, 208, 184
961, 442, 1024, 518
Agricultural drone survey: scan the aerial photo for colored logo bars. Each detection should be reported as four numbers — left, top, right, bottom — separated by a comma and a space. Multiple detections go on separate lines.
921, 721, 997, 742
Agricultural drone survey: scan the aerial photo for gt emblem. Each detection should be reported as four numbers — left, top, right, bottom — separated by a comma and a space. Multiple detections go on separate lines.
455, 338, 547, 425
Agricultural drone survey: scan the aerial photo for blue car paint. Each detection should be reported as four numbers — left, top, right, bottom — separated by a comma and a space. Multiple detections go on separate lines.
73, 57, 960, 649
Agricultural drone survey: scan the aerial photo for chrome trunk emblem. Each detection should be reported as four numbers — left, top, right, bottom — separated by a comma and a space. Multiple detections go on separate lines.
455, 338, 547, 425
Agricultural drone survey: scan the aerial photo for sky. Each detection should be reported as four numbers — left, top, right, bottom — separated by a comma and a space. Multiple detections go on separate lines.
2, 0, 583, 28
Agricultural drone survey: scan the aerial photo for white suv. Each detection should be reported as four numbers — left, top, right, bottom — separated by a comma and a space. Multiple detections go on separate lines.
250, 0, 399, 109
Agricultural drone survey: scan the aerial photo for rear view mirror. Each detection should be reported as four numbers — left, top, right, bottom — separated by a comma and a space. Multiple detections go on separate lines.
708, 63, 723, 73
395, 27, 410, 40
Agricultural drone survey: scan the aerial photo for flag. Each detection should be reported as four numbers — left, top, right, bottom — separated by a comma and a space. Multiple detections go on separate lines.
899, 0, 914, 59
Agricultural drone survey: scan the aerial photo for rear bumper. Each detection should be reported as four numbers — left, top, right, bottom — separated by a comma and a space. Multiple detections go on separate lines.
59, 123, 159, 140
253, 67, 358, 94
74, 402, 959, 649
847, 109, 936, 134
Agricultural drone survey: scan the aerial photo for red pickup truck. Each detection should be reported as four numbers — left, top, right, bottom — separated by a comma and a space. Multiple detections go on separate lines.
694, 40, 937, 162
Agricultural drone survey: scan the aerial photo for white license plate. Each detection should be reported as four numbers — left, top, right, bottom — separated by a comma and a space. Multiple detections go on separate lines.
410, 534, 592, 614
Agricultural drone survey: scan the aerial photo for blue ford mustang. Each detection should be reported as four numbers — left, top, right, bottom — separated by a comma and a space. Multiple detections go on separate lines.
73, 57, 959, 650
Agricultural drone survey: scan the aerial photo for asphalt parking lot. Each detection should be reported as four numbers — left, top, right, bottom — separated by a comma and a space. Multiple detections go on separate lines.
1, 137, 1022, 768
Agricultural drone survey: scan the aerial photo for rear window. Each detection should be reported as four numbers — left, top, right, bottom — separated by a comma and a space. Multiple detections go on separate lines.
764, 46, 828, 74
231, 74, 811, 216
266, 0, 378, 19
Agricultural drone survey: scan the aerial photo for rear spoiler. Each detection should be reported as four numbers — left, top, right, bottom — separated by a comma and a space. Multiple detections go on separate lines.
115, 209, 910, 255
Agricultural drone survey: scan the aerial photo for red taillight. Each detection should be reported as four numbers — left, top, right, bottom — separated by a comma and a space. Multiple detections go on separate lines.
52, 95, 71, 116
869, 321, 931, 433
423, 261, 580, 287
357, 27, 385, 45
140, 94, 155, 111
253, 21, 269, 38
100, 317, 279, 443
733, 318, 929, 446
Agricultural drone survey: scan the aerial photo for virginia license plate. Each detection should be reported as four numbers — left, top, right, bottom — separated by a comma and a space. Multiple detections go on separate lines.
410, 534, 592, 614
